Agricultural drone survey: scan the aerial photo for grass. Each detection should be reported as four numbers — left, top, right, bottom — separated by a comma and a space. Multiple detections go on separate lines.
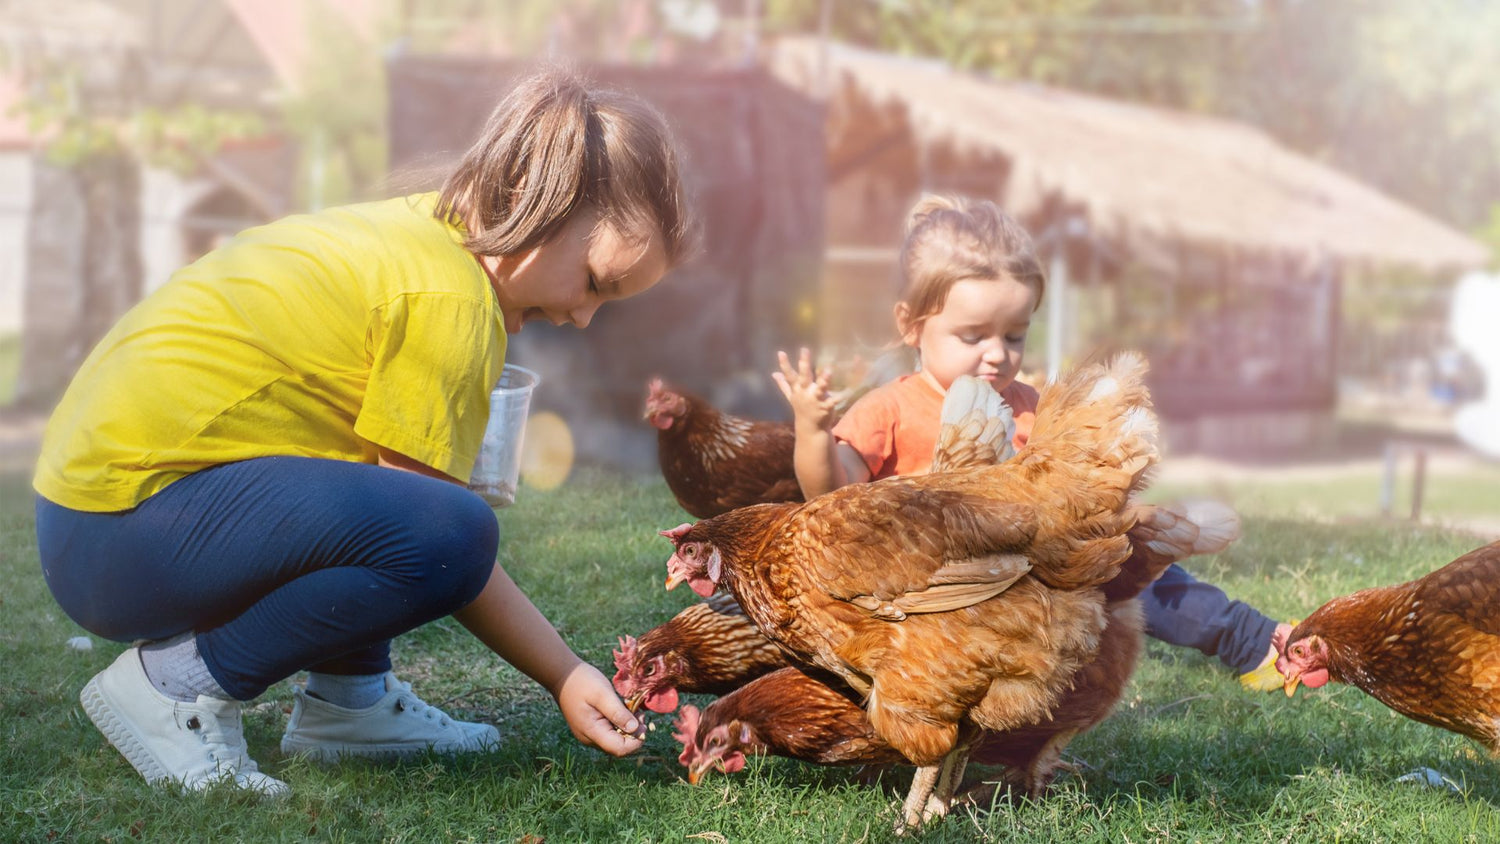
3, 464, 1500, 842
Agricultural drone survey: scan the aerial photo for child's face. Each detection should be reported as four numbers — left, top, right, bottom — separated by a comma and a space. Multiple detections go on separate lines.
485, 207, 668, 334
899, 276, 1036, 393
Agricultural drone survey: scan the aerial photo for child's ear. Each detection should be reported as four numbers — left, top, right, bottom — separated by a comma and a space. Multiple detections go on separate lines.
894, 302, 920, 347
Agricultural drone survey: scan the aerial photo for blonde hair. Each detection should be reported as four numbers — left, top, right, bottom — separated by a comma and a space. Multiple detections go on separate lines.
897, 195, 1045, 332
435, 68, 697, 265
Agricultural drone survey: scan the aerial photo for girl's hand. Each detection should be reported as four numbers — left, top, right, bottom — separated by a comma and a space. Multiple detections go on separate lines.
553, 662, 645, 756
773, 348, 837, 433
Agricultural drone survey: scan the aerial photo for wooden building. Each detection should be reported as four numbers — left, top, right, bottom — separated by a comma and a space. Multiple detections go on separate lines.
768, 38, 1490, 454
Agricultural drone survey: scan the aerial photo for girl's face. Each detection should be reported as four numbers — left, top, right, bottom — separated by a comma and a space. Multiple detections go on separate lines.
482, 207, 668, 334
897, 276, 1037, 393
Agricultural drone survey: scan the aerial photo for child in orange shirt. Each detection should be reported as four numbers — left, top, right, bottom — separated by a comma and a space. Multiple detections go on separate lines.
776, 194, 1287, 686
775, 195, 1041, 493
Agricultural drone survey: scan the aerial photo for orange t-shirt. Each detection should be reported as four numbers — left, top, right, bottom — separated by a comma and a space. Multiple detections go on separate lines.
832, 374, 1040, 480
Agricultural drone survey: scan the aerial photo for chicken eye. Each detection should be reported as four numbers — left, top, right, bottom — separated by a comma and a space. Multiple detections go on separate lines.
643, 663, 657, 676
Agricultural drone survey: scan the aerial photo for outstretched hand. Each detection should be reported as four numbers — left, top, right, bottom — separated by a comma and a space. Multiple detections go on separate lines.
773, 348, 837, 433
553, 661, 646, 756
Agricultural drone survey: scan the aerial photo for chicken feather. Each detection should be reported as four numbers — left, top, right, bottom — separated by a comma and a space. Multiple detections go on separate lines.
661, 353, 1160, 828
1277, 540, 1500, 753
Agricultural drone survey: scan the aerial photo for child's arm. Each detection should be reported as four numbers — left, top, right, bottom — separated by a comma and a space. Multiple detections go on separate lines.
773, 348, 871, 498
454, 563, 645, 756
378, 451, 643, 754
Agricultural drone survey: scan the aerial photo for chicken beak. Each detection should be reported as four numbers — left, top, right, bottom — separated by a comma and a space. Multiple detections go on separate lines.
1283, 674, 1301, 697
687, 767, 702, 786
665, 572, 685, 591
624, 691, 645, 714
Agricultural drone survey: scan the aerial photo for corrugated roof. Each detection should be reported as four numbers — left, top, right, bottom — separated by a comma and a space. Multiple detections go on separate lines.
769, 38, 1489, 274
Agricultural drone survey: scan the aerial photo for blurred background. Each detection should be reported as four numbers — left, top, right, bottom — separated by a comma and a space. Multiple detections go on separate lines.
0, 0, 1496, 509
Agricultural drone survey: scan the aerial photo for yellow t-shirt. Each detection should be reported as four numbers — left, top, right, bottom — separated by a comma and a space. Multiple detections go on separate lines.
34, 192, 507, 512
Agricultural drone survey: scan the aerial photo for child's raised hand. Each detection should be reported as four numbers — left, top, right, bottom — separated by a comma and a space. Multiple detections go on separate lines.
773, 347, 837, 432
553, 661, 645, 756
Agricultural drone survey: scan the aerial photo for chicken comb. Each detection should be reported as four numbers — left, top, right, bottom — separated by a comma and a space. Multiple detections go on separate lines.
613, 635, 638, 674
674, 705, 703, 767
659, 523, 694, 543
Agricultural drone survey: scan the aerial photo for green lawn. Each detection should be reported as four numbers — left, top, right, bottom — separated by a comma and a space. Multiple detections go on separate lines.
3, 465, 1498, 842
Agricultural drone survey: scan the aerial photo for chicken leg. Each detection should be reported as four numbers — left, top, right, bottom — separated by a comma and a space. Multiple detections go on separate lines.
898, 741, 974, 831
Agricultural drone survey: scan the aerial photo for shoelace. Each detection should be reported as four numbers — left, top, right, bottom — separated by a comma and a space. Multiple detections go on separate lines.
178, 704, 257, 773
393, 687, 455, 728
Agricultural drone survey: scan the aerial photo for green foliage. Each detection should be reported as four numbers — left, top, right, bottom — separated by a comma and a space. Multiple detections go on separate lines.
279, 3, 389, 207
5, 461, 1500, 840
6, 51, 261, 173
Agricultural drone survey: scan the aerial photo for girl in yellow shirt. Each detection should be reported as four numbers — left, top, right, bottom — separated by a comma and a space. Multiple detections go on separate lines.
34, 69, 695, 795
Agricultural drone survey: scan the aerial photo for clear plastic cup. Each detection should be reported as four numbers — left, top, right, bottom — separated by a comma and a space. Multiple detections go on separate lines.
468, 364, 540, 508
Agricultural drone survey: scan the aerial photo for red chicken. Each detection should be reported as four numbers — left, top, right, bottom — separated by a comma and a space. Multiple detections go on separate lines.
619, 378, 1019, 714
673, 667, 908, 784
970, 498, 1239, 796
669, 499, 1240, 797
661, 354, 1160, 828
969, 600, 1143, 796
1275, 540, 1500, 754
611, 591, 789, 714
644, 378, 803, 519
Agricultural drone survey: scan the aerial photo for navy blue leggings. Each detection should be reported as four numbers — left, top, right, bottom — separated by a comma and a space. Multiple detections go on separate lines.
1140, 564, 1279, 673
36, 457, 498, 701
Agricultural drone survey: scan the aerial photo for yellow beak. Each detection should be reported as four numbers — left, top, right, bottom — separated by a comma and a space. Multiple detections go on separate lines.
1283, 674, 1301, 697
664, 572, 684, 591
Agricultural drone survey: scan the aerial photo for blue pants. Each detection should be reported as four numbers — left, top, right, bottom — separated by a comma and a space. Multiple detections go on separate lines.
37, 457, 498, 701
1140, 564, 1278, 673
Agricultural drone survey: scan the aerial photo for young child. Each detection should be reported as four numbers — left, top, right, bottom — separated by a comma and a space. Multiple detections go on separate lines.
33, 69, 695, 795
774, 194, 1287, 686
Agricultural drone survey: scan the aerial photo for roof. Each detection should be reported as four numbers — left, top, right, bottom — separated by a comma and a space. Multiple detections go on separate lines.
223, 0, 378, 91
768, 38, 1489, 275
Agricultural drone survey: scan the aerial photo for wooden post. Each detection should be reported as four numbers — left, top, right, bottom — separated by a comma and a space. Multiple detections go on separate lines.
1047, 244, 1067, 381
1410, 448, 1427, 522
1380, 441, 1397, 518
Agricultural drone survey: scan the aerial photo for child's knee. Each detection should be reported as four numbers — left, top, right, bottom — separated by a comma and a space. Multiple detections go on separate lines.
416, 487, 500, 603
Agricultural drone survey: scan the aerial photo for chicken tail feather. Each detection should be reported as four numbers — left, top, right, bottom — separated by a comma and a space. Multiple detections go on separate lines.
1023, 352, 1159, 496
931, 374, 1017, 472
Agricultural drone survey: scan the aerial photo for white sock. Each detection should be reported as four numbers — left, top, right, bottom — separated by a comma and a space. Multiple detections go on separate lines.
139, 633, 232, 702
305, 671, 388, 709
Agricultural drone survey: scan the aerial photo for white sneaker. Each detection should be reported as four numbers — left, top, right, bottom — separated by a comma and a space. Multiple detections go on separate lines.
280, 673, 499, 762
79, 648, 288, 796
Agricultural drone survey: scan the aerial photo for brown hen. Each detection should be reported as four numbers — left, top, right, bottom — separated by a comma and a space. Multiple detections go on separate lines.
645, 378, 803, 519
1276, 540, 1500, 753
974, 498, 1239, 796
611, 591, 789, 714
618, 380, 1018, 715
661, 354, 1160, 828
673, 666, 908, 784
666, 499, 1240, 799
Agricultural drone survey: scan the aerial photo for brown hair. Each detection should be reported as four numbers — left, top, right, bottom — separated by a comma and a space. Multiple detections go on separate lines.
435, 67, 696, 266
896, 194, 1045, 334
